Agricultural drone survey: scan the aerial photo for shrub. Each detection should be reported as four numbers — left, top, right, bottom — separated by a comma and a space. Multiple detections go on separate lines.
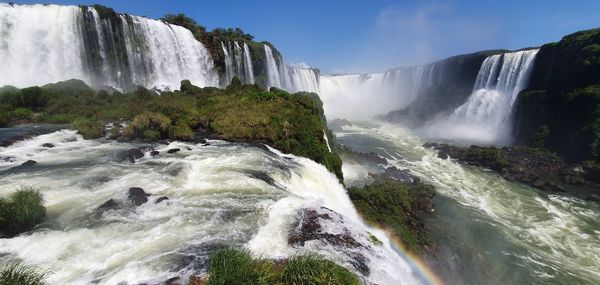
169, 122, 194, 140
282, 255, 360, 285
0, 111, 11, 127
349, 178, 435, 253
130, 112, 171, 139
207, 248, 359, 285
0, 187, 46, 237
72, 118, 105, 139
0, 262, 47, 285
11, 108, 32, 120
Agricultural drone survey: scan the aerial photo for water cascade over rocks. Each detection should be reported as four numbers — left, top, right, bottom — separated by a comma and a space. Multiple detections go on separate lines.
0, 129, 424, 285
424, 49, 539, 144
221, 41, 255, 85
263, 45, 320, 93
0, 4, 219, 90
319, 62, 443, 120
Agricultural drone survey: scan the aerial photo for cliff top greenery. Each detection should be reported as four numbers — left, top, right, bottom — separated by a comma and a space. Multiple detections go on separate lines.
0, 78, 343, 181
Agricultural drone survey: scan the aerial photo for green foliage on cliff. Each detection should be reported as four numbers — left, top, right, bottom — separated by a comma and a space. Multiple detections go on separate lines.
207, 248, 360, 285
0, 80, 343, 180
514, 29, 600, 164
348, 178, 435, 253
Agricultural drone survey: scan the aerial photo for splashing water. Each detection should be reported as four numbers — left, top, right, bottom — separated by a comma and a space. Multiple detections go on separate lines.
0, 128, 427, 285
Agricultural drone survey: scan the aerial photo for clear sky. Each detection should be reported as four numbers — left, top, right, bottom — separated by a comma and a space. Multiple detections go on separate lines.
7, 0, 600, 74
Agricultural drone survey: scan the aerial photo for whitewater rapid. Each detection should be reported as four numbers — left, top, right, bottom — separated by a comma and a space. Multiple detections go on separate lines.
336, 122, 600, 285
0, 128, 424, 285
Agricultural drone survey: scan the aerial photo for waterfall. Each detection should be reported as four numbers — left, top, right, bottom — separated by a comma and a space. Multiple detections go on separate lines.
221, 41, 256, 86
243, 43, 255, 84
264, 45, 282, 89
319, 62, 441, 120
0, 4, 218, 90
424, 49, 539, 144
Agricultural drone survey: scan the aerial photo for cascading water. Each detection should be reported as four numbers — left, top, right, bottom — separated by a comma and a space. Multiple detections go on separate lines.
262, 45, 319, 93
220, 41, 256, 86
0, 128, 426, 285
319, 63, 441, 120
0, 4, 218, 90
424, 49, 539, 144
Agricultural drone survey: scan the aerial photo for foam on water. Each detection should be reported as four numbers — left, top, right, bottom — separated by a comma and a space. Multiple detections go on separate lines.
0, 129, 426, 284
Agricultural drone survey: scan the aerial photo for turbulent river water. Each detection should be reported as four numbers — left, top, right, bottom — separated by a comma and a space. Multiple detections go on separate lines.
0, 126, 423, 285
338, 122, 600, 285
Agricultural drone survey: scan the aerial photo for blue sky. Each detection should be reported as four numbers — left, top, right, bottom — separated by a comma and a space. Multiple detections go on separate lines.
8, 0, 600, 74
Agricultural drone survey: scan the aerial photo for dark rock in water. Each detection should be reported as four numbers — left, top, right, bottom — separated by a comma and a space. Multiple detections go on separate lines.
41, 143, 55, 148
289, 207, 371, 276
202, 143, 210, 146
585, 194, 600, 203
97, 199, 120, 211
0, 156, 15, 163
118, 147, 154, 163
155, 196, 169, 204
329, 118, 352, 132
196, 138, 207, 144
165, 277, 181, 285
128, 187, 151, 206
382, 166, 419, 184
94, 176, 111, 184
423, 143, 587, 193
246, 170, 275, 186
21, 160, 37, 167
150, 150, 160, 157
167, 148, 180, 154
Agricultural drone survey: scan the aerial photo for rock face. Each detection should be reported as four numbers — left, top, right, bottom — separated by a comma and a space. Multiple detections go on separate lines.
329, 119, 353, 132
288, 207, 372, 276
424, 143, 600, 193
128, 187, 151, 206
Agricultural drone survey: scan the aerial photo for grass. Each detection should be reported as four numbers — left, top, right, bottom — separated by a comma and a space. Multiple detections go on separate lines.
0, 262, 47, 285
348, 178, 435, 253
0, 187, 46, 237
207, 248, 360, 285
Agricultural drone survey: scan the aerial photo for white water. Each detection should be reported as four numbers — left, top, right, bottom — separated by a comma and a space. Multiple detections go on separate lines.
221, 41, 256, 86
337, 122, 600, 285
242, 43, 255, 84
423, 49, 539, 144
319, 63, 443, 120
0, 4, 218, 90
263, 45, 319, 93
0, 130, 424, 285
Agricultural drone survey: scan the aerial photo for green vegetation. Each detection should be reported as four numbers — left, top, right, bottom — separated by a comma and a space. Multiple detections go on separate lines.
514, 29, 600, 165
0, 187, 46, 237
464, 147, 510, 171
0, 263, 47, 285
0, 80, 342, 180
207, 248, 360, 285
348, 178, 435, 253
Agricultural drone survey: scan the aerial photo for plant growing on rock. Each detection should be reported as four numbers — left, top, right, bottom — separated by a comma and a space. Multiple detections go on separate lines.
0, 187, 46, 237
0, 262, 47, 285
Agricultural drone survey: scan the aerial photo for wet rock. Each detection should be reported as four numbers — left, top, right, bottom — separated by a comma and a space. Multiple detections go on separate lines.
289, 208, 359, 248
167, 148, 180, 154
41, 143, 55, 148
382, 166, 419, 184
128, 187, 151, 206
196, 138, 207, 144
21, 160, 37, 167
0, 156, 15, 163
288, 207, 371, 276
94, 176, 111, 184
118, 147, 154, 163
246, 170, 275, 186
165, 277, 181, 285
329, 118, 352, 132
564, 174, 586, 185
155, 196, 169, 204
585, 194, 600, 203
150, 150, 160, 157
189, 275, 206, 285
97, 199, 120, 211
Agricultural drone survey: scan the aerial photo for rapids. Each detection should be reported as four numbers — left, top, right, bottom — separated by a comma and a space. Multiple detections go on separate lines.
0, 127, 424, 285
336, 122, 600, 285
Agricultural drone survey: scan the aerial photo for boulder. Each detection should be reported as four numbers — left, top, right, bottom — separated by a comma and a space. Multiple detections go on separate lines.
167, 148, 180, 154
150, 150, 160, 157
128, 187, 151, 206
21, 160, 37, 167
97, 199, 120, 211
155, 196, 169, 204
41, 143, 55, 148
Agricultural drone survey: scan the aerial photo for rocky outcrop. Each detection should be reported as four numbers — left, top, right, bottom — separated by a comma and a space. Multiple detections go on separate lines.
424, 143, 600, 194
97, 187, 167, 212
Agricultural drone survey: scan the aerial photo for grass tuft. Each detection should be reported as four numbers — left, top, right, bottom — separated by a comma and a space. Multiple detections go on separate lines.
0, 262, 47, 285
